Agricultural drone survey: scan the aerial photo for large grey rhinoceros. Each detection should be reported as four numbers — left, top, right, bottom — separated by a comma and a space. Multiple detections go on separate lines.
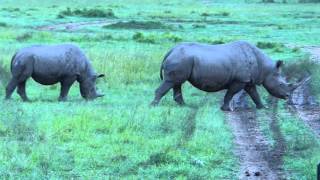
5, 44, 105, 101
151, 41, 309, 111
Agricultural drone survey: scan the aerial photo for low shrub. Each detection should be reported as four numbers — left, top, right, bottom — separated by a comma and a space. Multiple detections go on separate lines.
192, 24, 206, 29
58, 8, 116, 18
162, 33, 182, 43
200, 12, 211, 17
103, 20, 171, 30
0, 22, 7, 27
256, 41, 284, 49
199, 38, 226, 45
16, 32, 33, 42
132, 32, 156, 44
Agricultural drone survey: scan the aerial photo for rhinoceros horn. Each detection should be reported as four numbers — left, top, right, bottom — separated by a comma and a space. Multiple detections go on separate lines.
96, 93, 105, 98
290, 76, 311, 91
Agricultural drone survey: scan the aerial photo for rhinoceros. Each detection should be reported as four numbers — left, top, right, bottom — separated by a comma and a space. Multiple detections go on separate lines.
151, 41, 308, 111
5, 44, 105, 101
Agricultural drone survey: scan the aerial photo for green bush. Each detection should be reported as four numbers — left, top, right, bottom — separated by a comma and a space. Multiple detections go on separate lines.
132, 32, 156, 44
192, 24, 206, 29
0, 22, 7, 27
58, 8, 116, 18
103, 21, 171, 30
256, 41, 284, 49
162, 33, 182, 43
16, 32, 33, 42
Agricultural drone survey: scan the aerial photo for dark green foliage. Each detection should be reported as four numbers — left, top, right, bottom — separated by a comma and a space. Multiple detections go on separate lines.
132, 32, 156, 44
256, 41, 284, 49
200, 12, 211, 17
220, 11, 230, 16
58, 8, 116, 18
16, 32, 33, 42
2, 8, 20, 12
103, 20, 171, 30
140, 151, 176, 166
0, 22, 7, 27
162, 33, 182, 43
199, 38, 227, 45
192, 24, 206, 28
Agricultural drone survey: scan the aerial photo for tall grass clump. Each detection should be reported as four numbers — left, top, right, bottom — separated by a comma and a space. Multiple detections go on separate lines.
283, 57, 320, 94
132, 32, 156, 44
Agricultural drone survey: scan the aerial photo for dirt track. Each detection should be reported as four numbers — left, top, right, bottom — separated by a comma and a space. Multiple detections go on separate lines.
37, 20, 116, 31
226, 92, 286, 179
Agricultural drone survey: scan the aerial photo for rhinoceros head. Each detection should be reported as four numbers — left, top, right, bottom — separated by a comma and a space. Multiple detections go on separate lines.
263, 60, 309, 100
80, 74, 105, 100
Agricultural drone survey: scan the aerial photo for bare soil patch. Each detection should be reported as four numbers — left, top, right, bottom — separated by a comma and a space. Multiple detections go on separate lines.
37, 20, 116, 31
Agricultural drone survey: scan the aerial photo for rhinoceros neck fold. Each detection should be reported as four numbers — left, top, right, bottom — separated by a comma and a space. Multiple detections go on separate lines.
252, 45, 275, 85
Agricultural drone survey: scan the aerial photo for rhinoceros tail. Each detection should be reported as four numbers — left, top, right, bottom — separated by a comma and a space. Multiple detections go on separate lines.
10, 53, 17, 73
160, 48, 174, 80
160, 65, 163, 80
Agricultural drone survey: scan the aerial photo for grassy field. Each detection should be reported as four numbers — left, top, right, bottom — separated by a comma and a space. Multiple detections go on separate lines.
0, 0, 320, 179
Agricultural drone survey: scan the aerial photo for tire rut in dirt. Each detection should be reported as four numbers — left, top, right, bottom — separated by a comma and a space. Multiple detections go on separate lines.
288, 82, 320, 138
179, 95, 210, 145
225, 91, 286, 179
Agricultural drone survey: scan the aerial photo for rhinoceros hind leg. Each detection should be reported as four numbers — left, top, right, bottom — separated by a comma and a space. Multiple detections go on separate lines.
173, 84, 185, 105
244, 85, 264, 109
59, 77, 76, 101
151, 81, 174, 106
17, 80, 29, 102
5, 78, 18, 100
221, 82, 246, 111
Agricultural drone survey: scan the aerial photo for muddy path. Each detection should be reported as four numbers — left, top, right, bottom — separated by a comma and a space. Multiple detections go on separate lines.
225, 92, 286, 179
287, 46, 320, 138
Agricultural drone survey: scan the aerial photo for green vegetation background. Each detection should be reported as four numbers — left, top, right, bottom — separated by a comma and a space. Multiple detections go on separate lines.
0, 0, 319, 179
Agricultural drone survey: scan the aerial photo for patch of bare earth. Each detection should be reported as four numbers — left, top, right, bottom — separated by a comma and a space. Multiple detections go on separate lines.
37, 20, 116, 31
225, 91, 286, 179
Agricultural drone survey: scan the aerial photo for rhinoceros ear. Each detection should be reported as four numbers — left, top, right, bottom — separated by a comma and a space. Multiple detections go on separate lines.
276, 60, 283, 70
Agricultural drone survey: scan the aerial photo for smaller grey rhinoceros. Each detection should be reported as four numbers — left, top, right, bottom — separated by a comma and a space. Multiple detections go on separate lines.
5, 44, 105, 101
151, 41, 309, 111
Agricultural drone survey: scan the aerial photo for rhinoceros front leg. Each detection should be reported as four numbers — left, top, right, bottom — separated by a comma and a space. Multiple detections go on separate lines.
173, 84, 185, 105
59, 77, 76, 101
245, 85, 264, 109
151, 81, 174, 106
221, 82, 246, 111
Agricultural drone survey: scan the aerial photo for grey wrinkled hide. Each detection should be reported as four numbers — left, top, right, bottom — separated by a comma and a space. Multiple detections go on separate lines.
5, 44, 104, 101
151, 41, 299, 111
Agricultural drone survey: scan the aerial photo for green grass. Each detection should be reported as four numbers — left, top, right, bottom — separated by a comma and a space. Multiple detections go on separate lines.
0, 0, 320, 179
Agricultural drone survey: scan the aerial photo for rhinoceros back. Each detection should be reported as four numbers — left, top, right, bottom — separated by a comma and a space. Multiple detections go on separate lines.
12, 44, 90, 85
